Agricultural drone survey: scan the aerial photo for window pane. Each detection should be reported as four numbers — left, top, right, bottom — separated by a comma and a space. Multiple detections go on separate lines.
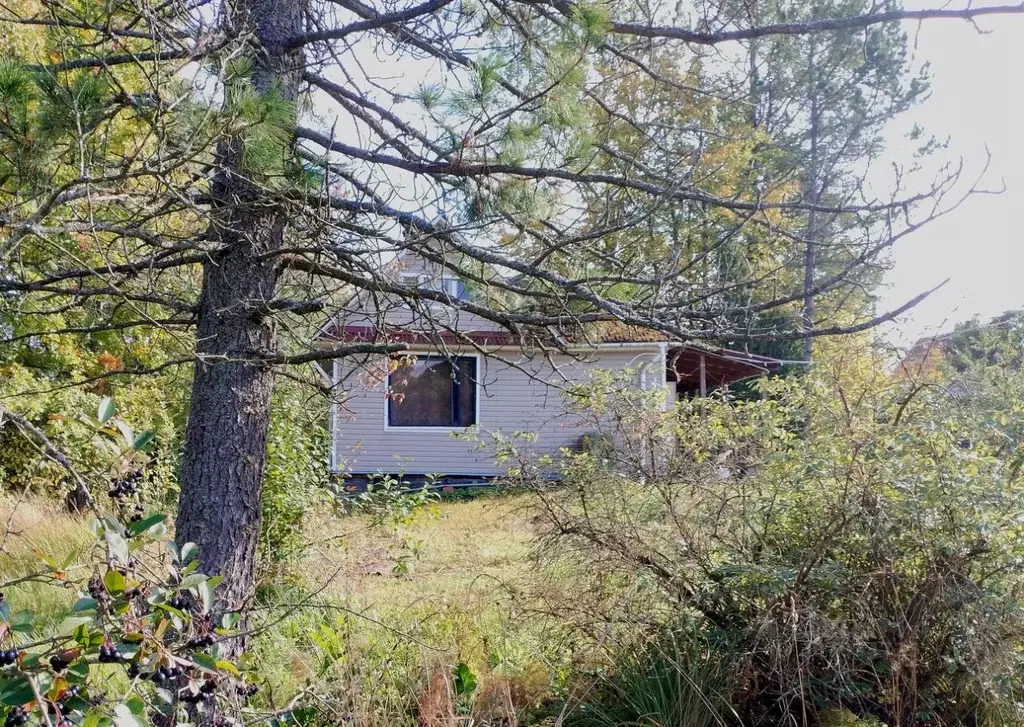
455, 357, 477, 426
443, 277, 468, 300
389, 359, 453, 427
388, 357, 477, 427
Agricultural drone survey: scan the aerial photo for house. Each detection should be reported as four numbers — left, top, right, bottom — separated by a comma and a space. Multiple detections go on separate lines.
319, 246, 780, 480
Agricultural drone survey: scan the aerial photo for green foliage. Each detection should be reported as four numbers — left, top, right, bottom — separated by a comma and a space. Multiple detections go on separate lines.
0, 381, 182, 505
0, 403, 260, 727
529, 341, 1024, 727
224, 77, 297, 180
946, 309, 1024, 372
259, 386, 330, 574
0, 511, 257, 727
452, 662, 477, 696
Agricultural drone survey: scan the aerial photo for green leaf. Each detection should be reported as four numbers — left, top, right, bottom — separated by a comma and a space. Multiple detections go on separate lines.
197, 581, 215, 614
115, 644, 139, 660
61, 548, 81, 569
453, 662, 477, 696
221, 612, 240, 630
82, 711, 102, 727
179, 573, 206, 590
104, 569, 126, 595
58, 616, 94, 635
125, 696, 147, 716
114, 420, 134, 448
0, 674, 36, 705
72, 597, 97, 613
215, 660, 240, 676
191, 653, 217, 672
132, 430, 156, 452
97, 397, 116, 424
127, 513, 166, 537
114, 704, 144, 727
73, 623, 91, 646
105, 530, 130, 567
206, 575, 224, 589
67, 660, 90, 684
164, 541, 179, 562
180, 542, 198, 564
10, 610, 34, 633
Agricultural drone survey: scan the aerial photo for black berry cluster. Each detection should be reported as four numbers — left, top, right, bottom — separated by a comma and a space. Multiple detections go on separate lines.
177, 688, 208, 705
108, 471, 142, 499
49, 651, 76, 672
186, 634, 215, 649
150, 664, 184, 685
4, 706, 27, 727
87, 576, 105, 599
128, 503, 145, 523
0, 650, 18, 666
59, 686, 82, 703
235, 682, 259, 698
87, 574, 112, 614
98, 643, 121, 663
168, 594, 191, 611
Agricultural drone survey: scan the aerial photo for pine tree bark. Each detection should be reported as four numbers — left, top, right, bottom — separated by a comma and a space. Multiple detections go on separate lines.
176, 0, 307, 649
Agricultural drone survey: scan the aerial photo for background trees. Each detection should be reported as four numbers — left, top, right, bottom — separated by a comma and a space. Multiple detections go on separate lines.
1, 0, 1021, 638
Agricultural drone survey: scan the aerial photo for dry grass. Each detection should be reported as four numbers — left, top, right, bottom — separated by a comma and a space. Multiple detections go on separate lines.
0, 496, 94, 628
306, 494, 535, 605
253, 493, 569, 726
0, 492, 567, 726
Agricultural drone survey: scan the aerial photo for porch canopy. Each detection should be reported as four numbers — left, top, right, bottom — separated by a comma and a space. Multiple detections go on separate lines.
668, 345, 781, 396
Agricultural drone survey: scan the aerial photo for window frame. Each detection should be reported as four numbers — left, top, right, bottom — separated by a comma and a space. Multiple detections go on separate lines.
383, 353, 481, 432
398, 272, 468, 302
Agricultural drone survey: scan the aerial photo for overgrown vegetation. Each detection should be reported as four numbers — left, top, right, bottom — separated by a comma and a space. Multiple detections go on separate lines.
524, 335, 1024, 727
6, 323, 1024, 727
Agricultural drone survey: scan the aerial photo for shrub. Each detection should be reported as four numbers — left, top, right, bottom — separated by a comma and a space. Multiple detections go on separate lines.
258, 384, 331, 578
0, 507, 259, 727
529, 341, 1024, 727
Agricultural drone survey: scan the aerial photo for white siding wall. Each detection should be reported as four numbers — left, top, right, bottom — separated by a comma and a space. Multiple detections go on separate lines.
332, 347, 665, 476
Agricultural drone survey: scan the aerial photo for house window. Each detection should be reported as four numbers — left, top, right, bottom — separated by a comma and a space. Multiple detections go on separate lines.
387, 356, 477, 428
440, 276, 468, 300
399, 273, 469, 301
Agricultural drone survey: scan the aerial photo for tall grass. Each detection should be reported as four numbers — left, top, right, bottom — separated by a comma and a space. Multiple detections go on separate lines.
0, 493, 598, 726
570, 633, 736, 727
0, 497, 93, 630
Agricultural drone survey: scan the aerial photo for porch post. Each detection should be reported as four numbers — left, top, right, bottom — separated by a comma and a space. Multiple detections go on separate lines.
699, 354, 707, 397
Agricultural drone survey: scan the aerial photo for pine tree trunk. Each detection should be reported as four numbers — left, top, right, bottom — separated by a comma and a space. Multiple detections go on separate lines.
176, 0, 306, 649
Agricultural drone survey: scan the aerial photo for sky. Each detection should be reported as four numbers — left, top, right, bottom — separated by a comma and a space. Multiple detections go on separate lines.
879, 4, 1024, 346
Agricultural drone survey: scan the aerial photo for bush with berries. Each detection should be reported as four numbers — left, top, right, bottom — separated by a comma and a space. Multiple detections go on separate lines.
0, 510, 264, 727
1, 399, 266, 727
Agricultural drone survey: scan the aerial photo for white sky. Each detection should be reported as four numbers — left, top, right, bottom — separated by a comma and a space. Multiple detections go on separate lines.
879, 4, 1024, 345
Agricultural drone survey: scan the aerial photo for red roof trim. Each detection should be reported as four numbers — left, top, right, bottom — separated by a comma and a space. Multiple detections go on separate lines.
325, 324, 667, 348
